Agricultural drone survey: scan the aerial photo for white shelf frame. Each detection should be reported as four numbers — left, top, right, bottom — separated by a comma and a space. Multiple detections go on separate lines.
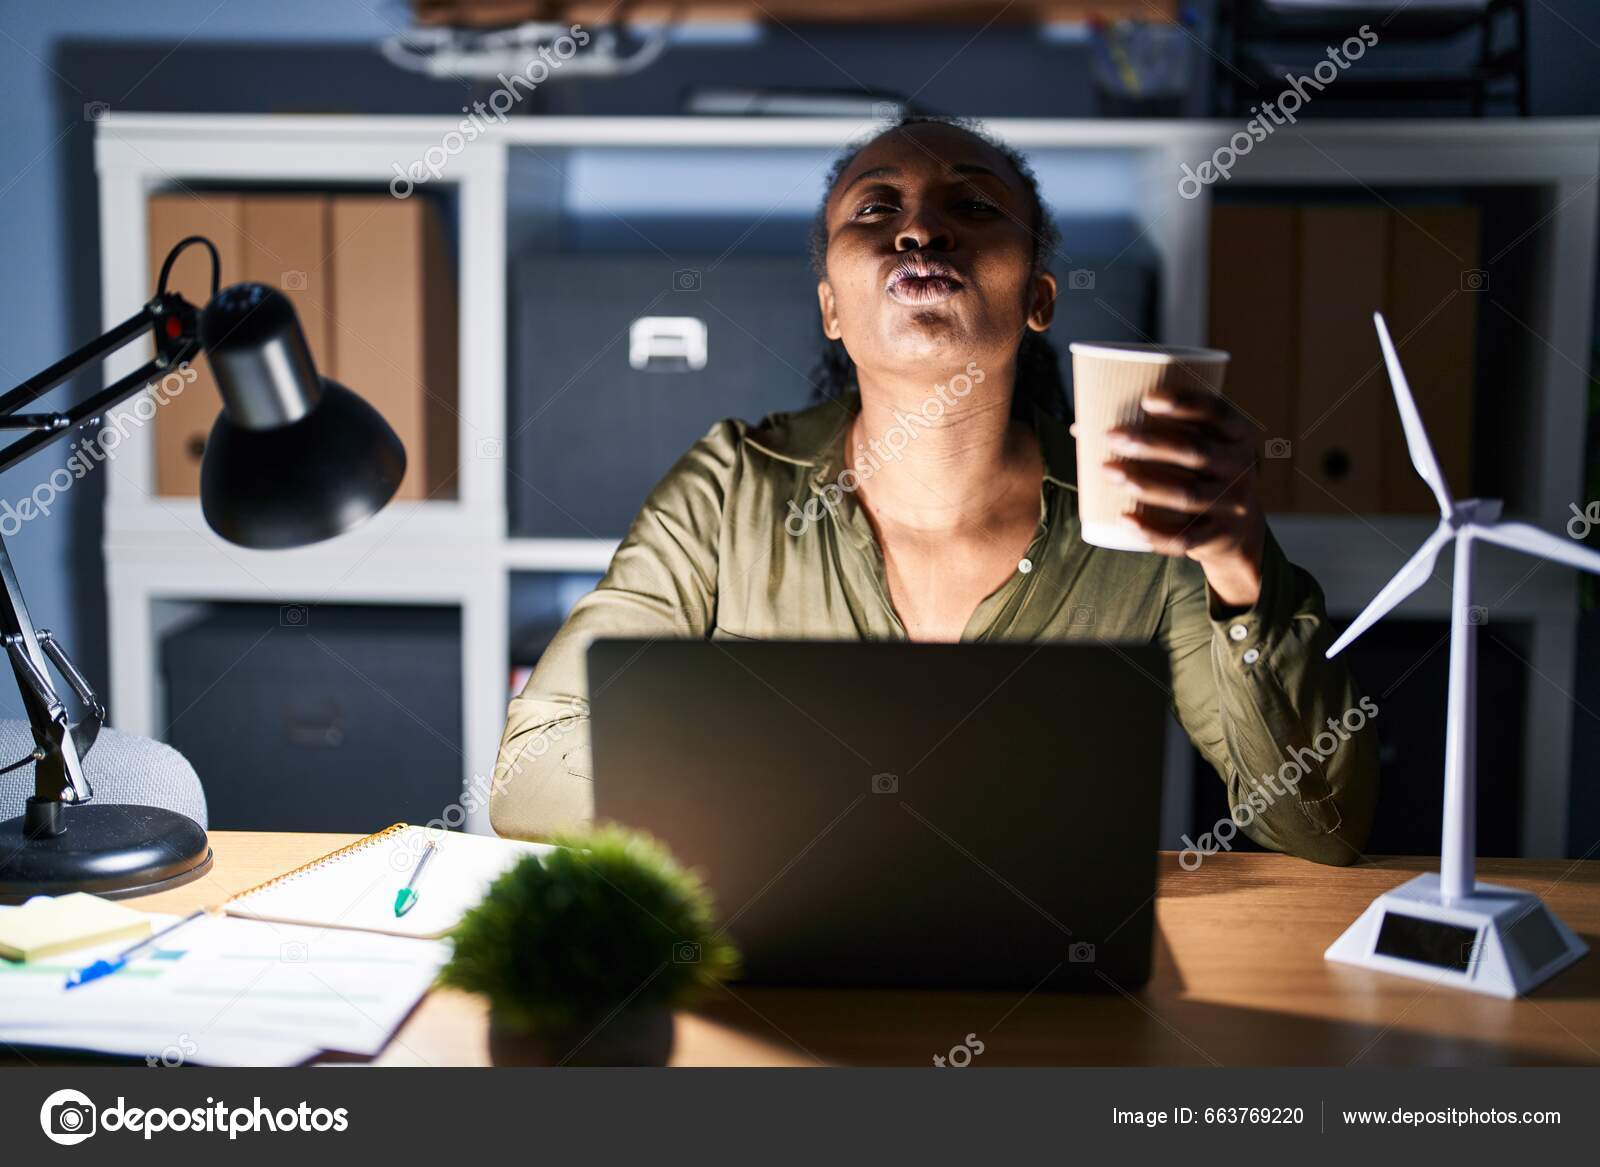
95, 115, 1599, 852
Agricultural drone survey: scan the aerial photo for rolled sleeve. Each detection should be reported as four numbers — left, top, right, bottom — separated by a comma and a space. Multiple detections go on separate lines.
489, 419, 742, 840
1161, 529, 1379, 866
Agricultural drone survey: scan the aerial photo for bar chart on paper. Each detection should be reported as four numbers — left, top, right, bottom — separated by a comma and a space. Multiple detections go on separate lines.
0, 910, 447, 1065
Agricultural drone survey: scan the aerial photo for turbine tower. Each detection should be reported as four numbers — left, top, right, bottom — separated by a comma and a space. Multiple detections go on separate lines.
1321, 314, 1600, 997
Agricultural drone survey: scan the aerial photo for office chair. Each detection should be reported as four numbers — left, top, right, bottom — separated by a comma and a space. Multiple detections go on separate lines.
0, 720, 208, 831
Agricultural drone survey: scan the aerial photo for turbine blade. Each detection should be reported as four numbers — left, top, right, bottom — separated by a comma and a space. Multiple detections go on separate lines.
1475, 521, 1600, 576
1374, 313, 1453, 518
1326, 524, 1454, 658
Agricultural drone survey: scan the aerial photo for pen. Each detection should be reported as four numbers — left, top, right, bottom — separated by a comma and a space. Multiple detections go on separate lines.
394, 841, 438, 918
63, 907, 210, 990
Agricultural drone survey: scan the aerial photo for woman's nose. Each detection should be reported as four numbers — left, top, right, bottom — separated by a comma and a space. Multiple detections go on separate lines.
894, 207, 954, 252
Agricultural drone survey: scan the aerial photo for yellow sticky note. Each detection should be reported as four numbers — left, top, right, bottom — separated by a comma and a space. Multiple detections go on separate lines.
0, 893, 152, 962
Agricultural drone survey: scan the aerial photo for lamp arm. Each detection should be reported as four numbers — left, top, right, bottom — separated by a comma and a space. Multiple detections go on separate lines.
0, 534, 94, 811
0, 294, 199, 477
0, 234, 213, 422
0, 276, 202, 820
37, 631, 105, 759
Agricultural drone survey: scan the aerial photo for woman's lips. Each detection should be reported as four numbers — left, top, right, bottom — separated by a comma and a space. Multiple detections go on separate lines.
887, 275, 963, 305
885, 257, 964, 305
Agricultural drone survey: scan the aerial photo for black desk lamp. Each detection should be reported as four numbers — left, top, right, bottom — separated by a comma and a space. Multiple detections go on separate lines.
0, 236, 406, 901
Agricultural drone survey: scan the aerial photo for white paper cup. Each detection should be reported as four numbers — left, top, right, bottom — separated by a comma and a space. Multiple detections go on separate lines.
1068, 342, 1231, 552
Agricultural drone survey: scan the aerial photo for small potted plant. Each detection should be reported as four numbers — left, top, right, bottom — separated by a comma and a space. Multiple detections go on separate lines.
439, 826, 739, 1066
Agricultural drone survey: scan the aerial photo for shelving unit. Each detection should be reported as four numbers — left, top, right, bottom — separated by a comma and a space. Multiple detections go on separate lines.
95, 114, 1598, 848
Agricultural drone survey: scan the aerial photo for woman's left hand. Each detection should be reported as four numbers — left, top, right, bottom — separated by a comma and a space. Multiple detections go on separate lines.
1091, 383, 1268, 608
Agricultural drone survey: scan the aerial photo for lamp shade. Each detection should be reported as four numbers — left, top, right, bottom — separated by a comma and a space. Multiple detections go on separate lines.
196, 283, 406, 549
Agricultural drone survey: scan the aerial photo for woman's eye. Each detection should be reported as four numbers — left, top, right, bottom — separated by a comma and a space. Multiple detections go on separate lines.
855, 201, 897, 217
961, 198, 1000, 214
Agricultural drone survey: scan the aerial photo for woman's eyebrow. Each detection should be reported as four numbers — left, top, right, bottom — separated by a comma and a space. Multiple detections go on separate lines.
838, 165, 899, 195
838, 161, 1013, 198
947, 163, 1015, 190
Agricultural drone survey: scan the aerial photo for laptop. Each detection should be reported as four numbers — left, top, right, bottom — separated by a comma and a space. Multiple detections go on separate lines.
588, 639, 1169, 991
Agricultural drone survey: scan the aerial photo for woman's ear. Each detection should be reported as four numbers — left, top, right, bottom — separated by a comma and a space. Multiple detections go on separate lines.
1026, 270, 1057, 333
817, 280, 842, 340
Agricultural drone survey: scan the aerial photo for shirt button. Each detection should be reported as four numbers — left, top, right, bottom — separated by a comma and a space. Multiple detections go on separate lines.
1018, 557, 1033, 574
1229, 623, 1249, 642
1242, 647, 1261, 665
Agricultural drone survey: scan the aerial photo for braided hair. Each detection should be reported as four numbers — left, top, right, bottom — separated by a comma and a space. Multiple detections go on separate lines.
806, 115, 1069, 423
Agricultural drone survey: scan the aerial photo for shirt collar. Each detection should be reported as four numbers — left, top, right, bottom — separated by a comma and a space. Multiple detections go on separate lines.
745, 391, 1078, 491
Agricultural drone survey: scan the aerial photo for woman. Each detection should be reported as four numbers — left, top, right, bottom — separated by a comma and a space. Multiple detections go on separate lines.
492, 116, 1378, 865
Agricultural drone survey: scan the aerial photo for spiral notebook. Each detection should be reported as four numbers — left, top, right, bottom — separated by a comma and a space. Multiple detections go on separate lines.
224, 824, 553, 940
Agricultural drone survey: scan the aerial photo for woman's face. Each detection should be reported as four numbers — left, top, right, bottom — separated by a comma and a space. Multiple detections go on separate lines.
817, 123, 1055, 386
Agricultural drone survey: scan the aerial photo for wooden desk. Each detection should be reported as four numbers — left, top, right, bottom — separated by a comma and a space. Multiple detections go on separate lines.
102, 832, 1600, 1065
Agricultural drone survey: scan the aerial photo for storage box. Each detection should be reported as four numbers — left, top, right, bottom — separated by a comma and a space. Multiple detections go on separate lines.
509, 252, 825, 538
508, 222, 1156, 539
161, 604, 463, 832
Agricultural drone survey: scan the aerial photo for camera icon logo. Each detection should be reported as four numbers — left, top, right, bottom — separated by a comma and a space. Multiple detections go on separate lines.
1461, 268, 1489, 292
673, 941, 701, 963
281, 270, 307, 292
279, 604, 308, 628
1070, 604, 1097, 628
1068, 941, 1096, 963
40, 1089, 97, 1146
476, 436, 504, 460
280, 941, 309, 963
1264, 438, 1292, 459
83, 101, 110, 122
871, 772, 899, 795
672, 268, 702, 292
1467, 605, 1489, 626
871, 101, 901, 122
1067, 268, 1096, 291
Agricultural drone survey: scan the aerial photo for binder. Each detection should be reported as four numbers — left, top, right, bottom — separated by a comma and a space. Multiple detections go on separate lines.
1382, 206, 1479, 513
148, 192, 458, 500
148, 194, 331, 496
1208, 204, 1298, 513
147, 193, 244, 497
1293, 205, 1390, 512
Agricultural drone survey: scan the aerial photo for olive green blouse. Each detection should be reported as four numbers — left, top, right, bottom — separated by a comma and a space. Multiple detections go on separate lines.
491, 393, 1378, 865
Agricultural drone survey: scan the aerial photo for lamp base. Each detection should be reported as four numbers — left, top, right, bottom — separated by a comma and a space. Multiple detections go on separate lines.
0, 802, 212, 904
1325, 872, 1588, 998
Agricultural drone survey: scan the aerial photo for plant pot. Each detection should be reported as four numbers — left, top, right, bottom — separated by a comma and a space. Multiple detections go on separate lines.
488, 1006, 675, 1067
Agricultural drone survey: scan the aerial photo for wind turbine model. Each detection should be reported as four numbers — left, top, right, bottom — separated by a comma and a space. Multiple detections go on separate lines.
1322, 313, 1600, 998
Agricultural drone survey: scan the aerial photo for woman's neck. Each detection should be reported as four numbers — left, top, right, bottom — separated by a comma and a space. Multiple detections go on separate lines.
847, 363, 1039, 535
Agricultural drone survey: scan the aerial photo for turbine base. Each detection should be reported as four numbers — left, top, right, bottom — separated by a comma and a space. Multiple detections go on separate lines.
1324, 872, 1587, 998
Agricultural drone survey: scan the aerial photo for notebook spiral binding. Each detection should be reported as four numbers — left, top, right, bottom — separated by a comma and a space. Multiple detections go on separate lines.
226, 823, 410, 904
